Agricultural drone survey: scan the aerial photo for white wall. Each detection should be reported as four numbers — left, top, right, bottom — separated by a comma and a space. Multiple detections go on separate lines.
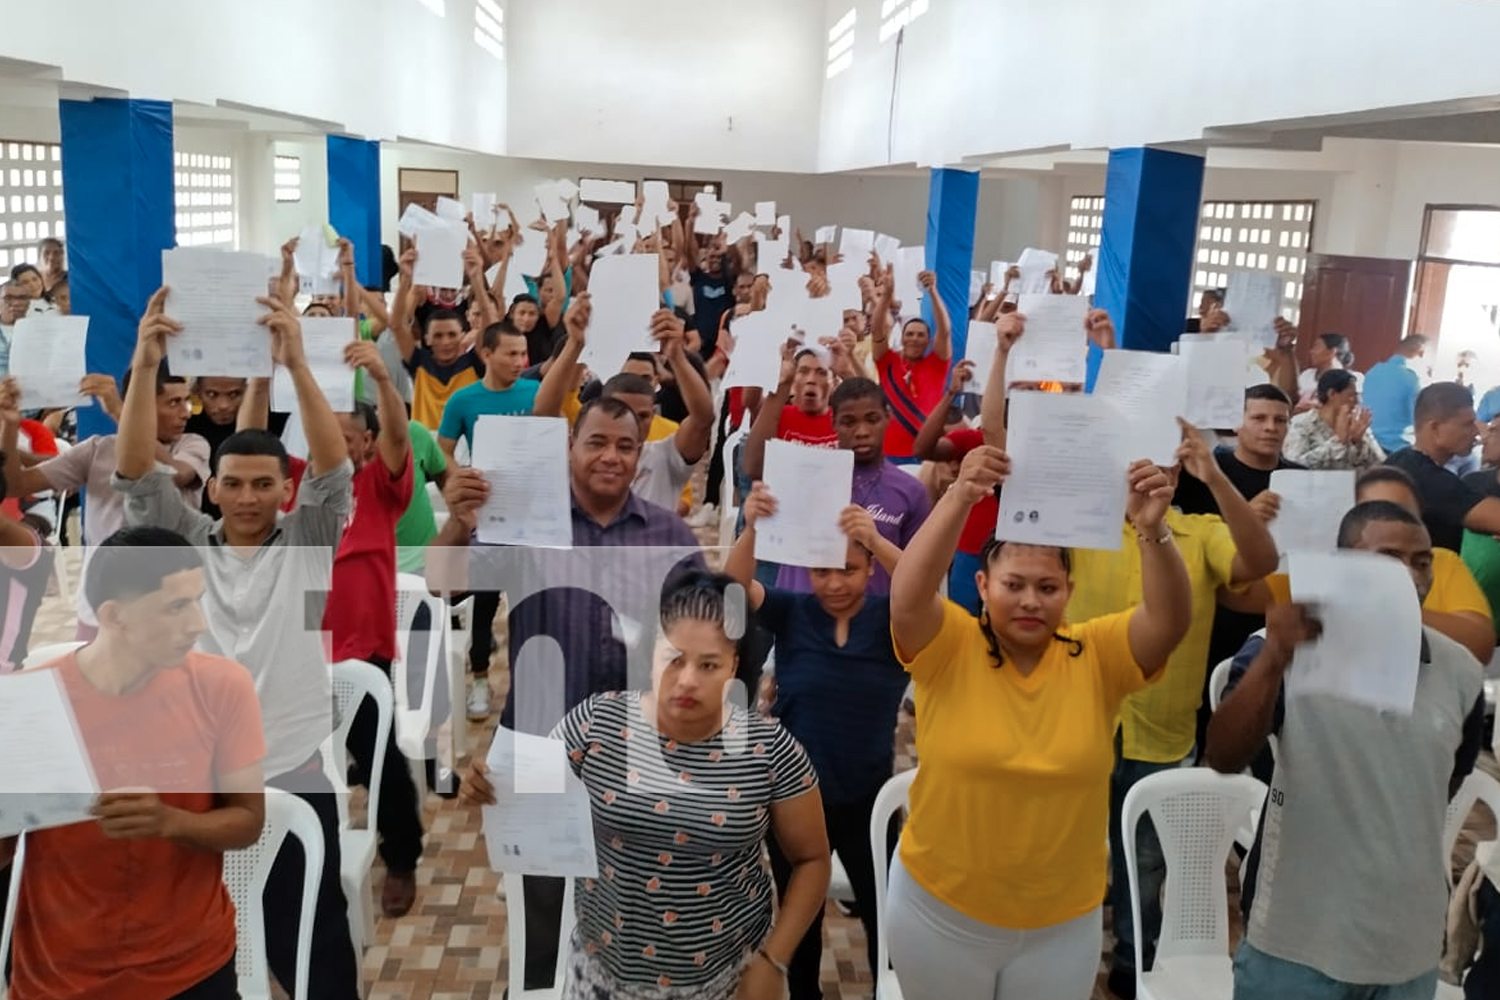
0, 0, 508, 153
819, 0, 1500, 171
504, 0, 825, 172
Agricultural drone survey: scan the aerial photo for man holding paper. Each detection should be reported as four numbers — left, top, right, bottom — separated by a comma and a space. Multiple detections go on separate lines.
113, 288, 362, 1000
390, 247, 486, 430
1208, 500, 1486, 1000
1065, 420, 1278, 998
2, 527, 266, 1000
871, 269, 953, 461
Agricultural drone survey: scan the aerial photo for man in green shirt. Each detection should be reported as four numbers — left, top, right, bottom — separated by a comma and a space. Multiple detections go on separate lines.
397, 420, 448, 573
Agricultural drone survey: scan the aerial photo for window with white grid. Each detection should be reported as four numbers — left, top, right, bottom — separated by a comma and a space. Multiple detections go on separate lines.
474, 0, 503, 61
0, 141, 64, 272
827, 8, 856, 78
174, 152, 236, 249
1065, 195, 1103, 281
274, 155, 301, 203
1192, 200, 1315, 322
880, 0, 930, 42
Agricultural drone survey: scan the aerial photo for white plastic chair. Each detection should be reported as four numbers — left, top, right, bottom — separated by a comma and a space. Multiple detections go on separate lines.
330, 658, 393, 952
395, 574, 463, 797
20, 640, 86, 670
828, 853, 856, 905
1122, 768, 1267, 1000
0, 833, 24, 991
718, 416, 751, 549
871, 768, 917, 1000
501, 872, 577, 1000
1443, 769, 1500, 889
223, 788, 324, 1000
1207, 657, 1233, 712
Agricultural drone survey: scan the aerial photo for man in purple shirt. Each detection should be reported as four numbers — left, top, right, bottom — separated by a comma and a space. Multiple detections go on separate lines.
433, 391, 706, 992
774, 377, 931, 595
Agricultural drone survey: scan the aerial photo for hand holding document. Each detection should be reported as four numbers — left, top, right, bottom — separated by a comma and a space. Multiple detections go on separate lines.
1016, 247, 1058, 294
1225, 271, 1282, 350
272, 317, 357, 413
874, 233, 901, 265
1268, 469, 1354, 555
963, 320, 1000, 397
481, 727, 599, 877
1094, 349, 1188, 466
293, 224, 341, 295
162, 248, 275, 377
1286, 550, 1422, 713
1179, 336, 1255, 428
471, 192, 499, 228
9, 314, 89, 409
1009, 294, 1087, 384
580, 253, 660, 378
535, 182, 571, 226
0, 670, 100, 838
471, 416, 573, 548
413, 219, 471, 290
998, 391, 1129, 551
721, 312, 785, 391
987, 261, 1010, 300
756, 439, 854, 568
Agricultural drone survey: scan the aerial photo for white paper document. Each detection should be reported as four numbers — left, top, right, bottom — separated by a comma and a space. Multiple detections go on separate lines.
1286, 550, 1423, 714
471, 416, 573, 548
755, 201, 776, 226
840, 228, 874, 258
724, 212, 756, 244
756, 440, 855, 568
578, 179, 635, 204
272, 317, 356, 413
573, 205, 601, 235
1016, 247, 1058, 294
435, 196, 467, 222
873, 234, 901, 265
162, 248, 275, 377
1179, 337, 1254, 428
893, 246, 927, 304
1009, 294, 1087, 384
998, 391, 1128, 551
481, 727, 599, 877
693, 193, 724, 235
968, 270, 985, 308
398, 202, 437, 238
0, 670, 101, 838
823, 260, 865, 312
964, 320, 1000, 397
413, 219, 470, 290
756, 233, 789, 271
9, 313, 89, 409
987, 261, 1010, 300
581, 253, 660, 378
471, 192, 500, 228
1094, 350, 1187, 465
790, 289, 845, 346
814, 225, 837, 246
293, 224, 341, 295
536, 182, 571, 226
1268, 469, 1354, 555
1225, 271, 1282, 350
721, 312, 784, 391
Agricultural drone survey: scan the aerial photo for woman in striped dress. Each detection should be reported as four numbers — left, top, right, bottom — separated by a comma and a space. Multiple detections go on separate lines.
462, 572, 831, 1000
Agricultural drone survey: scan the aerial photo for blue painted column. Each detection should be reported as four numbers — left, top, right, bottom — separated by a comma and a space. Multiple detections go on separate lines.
924, 167, 980, 358
1088, 147, 1205, 386
59, 98, 175, 442
326, 136, 381, 290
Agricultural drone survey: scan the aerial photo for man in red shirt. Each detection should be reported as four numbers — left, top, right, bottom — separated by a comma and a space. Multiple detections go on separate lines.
871, 268, 953, 461
2, 526, 265, 1000
320, 340, 422, 917
743, 345, 839, 482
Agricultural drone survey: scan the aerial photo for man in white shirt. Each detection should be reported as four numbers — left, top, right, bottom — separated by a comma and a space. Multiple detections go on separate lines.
0, 281, 29, 377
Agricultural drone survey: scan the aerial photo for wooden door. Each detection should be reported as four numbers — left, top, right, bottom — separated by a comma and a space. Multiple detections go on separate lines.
397, 168, 460, 251
1297, 254, 1413, 372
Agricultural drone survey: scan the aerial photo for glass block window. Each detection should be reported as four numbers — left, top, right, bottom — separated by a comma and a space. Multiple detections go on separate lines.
1065, 195, 1103, 282
1192, 200, 1315, 323
0, 140, 64, 272
174, 151, 236, 249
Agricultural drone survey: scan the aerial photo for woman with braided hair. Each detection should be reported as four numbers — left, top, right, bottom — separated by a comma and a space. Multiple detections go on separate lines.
885, 444, 1192, 1000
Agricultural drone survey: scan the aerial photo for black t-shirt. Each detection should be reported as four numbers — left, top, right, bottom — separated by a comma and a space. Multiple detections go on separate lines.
1384, 447, 1484, 552
524, 318, 564, 370
690, 263, 735, 357
186, 409, 290, 519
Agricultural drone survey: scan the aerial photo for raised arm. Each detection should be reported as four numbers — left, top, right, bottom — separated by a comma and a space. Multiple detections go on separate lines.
118, 288, 180, 481
1174, 419, 1279, 582
542, 223, 567, 330
657, 313, 713, 464
276, 238, 299, 308
980, 314, 1024, 450
0, 380, 51, 548
870, 265, 894, 364
1123, 460, 1193, 677
261, 297, 345, 476
0, 378, 59, 499
914, 361, 973, 461
388, 247, 420, 364
918, 271, 953, 361
236, 377, 270, 432
463, 244, 500, 330
891, 447, 1009, 657
532, 294, 590, 417
839, 504, 902, 575
725, 483, 774, 610
743, 345, 796, 482
347, 340, 409, 475
1206, 605, 1318, 773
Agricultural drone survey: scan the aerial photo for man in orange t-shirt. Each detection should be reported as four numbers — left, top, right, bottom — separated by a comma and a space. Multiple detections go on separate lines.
1, 526, 265, 1000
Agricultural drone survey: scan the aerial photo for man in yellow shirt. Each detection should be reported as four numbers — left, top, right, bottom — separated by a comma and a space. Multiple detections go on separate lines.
1067, 423, 1279, 997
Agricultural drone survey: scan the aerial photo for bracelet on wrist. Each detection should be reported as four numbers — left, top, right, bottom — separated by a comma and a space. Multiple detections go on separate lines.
1136, 525, 1173, 545
756, 947, 789, 977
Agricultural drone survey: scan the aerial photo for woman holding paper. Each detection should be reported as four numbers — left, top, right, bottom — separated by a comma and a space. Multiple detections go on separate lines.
885, 447, 1192, 1000
460, 572, 831, 1000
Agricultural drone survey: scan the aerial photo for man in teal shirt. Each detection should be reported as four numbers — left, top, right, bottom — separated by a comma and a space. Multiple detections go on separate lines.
436, 320, 539, 458
1364, 335, 1427, 454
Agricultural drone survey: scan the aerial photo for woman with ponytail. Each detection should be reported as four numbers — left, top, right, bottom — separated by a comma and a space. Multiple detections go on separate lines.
885, 445, 1192, 1000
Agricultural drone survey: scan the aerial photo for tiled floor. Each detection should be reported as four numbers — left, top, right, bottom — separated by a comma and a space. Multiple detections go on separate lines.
28, 544, 1499, 1000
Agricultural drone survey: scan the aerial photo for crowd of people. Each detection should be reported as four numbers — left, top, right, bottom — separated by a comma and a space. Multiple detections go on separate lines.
0, 192, 1494, 1000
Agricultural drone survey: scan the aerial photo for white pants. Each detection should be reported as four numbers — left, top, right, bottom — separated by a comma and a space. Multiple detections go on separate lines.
886, 853, 1102, 1000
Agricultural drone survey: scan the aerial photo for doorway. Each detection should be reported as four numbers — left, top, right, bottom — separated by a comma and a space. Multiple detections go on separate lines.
1412, 206, 1500, 392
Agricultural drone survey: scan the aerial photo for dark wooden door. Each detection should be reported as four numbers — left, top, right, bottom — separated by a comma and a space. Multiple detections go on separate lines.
1297, 254, 1413, 372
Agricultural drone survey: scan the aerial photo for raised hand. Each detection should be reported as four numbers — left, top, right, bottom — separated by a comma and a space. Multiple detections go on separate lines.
742, 482, 778, 527
442, 466, 490, 533
563, 291, 592, 345
344, 340, 390, 383
256, 296, 305, 369
1085, 309, 1116, 350
953, 446, 1011, 506
0, 376, 21, 424
1248, 490, 1281, 523
134, 287, 182, 369
996, 313, 1025, 352
1174, 418, 1220, 484
1125, 459, 1174, 535
949, 359, 976, 395
839, 504, 880, 549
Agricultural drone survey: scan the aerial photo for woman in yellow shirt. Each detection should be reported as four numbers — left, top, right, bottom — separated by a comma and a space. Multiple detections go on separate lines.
886, 447, 1192, 1000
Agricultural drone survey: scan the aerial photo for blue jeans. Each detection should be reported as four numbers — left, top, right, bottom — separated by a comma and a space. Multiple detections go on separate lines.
1107, 739, 1187, 973
948, 551, 982, 617
1232, 941, 1438, 1000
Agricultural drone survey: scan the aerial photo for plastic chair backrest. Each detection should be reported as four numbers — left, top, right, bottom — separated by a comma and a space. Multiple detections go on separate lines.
1123, 768, 1266, 969
1207, 657, 1233, 712
394, 573, 446, 760
1444, 769, 1500, 888
870, 768, 917, 992
0, 833, 24, 988
224, 788, 324, 1000
331, 659, 393, 833
502, 872, 577, 1000
21, 641, 86, 671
